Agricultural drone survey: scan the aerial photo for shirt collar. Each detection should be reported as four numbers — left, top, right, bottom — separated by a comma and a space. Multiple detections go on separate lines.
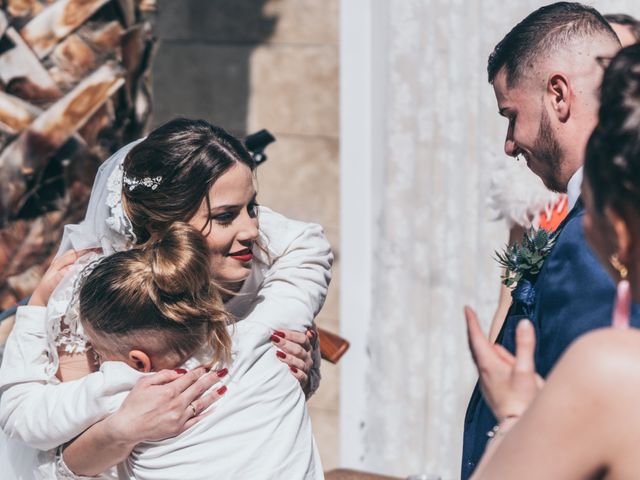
567, 166, 583, 211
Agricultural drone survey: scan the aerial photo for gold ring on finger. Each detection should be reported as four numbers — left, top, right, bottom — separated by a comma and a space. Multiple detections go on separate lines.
189, 402, 197, 417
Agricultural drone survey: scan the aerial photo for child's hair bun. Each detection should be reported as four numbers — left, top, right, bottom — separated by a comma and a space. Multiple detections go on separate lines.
150, 222, 210, 297
79, 220, 232, 366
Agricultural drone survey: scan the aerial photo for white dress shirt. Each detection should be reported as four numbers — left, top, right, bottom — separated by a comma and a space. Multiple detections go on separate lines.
566, 166, 584, 211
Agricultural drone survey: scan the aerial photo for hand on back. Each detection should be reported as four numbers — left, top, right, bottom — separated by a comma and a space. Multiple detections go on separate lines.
105, 366, 228, 444
271, 328, 315, 390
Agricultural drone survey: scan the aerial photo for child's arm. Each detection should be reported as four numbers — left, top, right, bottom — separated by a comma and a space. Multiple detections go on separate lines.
255, 208, 333, 332
250, 208, 333, 394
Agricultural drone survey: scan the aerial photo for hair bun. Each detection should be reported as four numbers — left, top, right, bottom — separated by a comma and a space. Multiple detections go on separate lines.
150, 222, 210, 296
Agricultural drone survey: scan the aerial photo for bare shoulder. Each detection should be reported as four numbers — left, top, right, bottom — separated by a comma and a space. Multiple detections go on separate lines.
567, 328, 640, 364
558, 328, 640, 473
554, 328, 640, 398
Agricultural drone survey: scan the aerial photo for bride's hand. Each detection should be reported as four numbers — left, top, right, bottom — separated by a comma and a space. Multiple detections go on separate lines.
29, 248, 100, 307
465, 306, 543, 421
271, 328, 315, 389
104, 366, 228, 444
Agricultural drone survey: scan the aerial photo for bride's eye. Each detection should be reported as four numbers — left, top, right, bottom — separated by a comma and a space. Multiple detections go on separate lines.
210, 210, 238, 227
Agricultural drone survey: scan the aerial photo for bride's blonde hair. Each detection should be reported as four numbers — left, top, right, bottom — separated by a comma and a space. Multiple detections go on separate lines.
79, 222, 232, 367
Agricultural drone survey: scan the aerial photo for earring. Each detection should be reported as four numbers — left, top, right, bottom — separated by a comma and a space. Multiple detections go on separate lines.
610, 254, 631, 329
610, 254, 628, 279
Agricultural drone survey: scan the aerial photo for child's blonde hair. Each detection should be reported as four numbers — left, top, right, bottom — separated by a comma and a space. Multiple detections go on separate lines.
79, 222, 232, 367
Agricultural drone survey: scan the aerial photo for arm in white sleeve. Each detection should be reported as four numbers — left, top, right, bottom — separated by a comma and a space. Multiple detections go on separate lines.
251, 208, 332, 332
248, 208, 333, 395
0, 306, 126, 450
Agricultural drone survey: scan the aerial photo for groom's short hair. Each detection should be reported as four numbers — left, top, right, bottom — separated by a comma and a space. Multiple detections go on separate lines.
488, 2, 619, 86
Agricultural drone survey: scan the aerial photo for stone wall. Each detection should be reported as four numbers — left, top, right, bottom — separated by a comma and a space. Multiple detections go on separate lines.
153, 0, 340, 469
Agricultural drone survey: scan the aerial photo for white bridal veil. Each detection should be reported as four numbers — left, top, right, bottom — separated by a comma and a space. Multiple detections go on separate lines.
46, 139, 143, 368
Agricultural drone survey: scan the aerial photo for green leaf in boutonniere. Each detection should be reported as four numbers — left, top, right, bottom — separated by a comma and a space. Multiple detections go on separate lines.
495, 227, 557, 287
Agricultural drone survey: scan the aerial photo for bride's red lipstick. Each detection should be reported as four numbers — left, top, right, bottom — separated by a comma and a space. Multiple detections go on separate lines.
229, 248, 253, 262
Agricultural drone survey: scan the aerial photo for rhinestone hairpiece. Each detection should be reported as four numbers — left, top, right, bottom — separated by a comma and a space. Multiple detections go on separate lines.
123, 174, 163, 191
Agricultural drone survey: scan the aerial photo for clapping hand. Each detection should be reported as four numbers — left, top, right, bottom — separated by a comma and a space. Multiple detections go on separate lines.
465, 306, 543, 421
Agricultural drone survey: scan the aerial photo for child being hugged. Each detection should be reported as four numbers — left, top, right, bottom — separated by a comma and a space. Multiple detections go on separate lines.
4, 222, 323, 479
78, 222, 231, 376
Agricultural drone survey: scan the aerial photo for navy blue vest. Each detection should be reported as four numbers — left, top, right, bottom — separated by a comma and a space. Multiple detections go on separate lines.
461, 199, 640, 478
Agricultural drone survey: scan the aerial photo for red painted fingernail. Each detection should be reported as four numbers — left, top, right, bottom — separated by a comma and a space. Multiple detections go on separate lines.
217, 385, 227, 395
276, 351, 286, 359
273, 330, 286, 338
216, 368, 228, 378
174, 368, 187, 374
270, 334, 281, 343
290, 366, 298, 373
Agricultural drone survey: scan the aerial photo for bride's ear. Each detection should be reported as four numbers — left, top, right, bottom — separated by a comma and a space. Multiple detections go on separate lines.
128, 350, 152, 372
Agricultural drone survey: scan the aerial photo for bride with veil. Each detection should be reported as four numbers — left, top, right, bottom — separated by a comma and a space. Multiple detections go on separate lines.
0, 119, 332, 478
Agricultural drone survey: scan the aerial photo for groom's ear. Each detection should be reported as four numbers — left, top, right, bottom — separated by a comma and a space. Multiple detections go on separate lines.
546, 72, 571, 123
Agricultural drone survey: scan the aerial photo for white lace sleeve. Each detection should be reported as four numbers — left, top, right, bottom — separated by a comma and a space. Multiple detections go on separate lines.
47, 263, 89, 358
488, 159, 561, 229
56, 446, 103, 480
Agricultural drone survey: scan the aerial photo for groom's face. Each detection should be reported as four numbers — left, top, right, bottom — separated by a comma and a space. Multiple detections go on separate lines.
493, 69, 564, 192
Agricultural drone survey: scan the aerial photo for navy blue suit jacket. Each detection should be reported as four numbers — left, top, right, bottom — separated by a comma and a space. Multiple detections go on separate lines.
461, 199, 640, 479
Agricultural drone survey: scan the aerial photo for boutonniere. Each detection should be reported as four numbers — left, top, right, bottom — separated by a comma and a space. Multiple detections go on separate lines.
495, 228, 557, 306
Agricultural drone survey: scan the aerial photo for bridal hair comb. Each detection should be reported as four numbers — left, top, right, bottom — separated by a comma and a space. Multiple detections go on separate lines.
123, 173, 163, 191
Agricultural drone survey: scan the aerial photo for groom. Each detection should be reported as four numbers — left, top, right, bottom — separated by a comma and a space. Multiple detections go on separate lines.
462, 2, 640, 478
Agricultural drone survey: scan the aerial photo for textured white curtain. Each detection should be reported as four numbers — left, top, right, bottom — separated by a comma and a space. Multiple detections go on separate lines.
350, 1, 640, 478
